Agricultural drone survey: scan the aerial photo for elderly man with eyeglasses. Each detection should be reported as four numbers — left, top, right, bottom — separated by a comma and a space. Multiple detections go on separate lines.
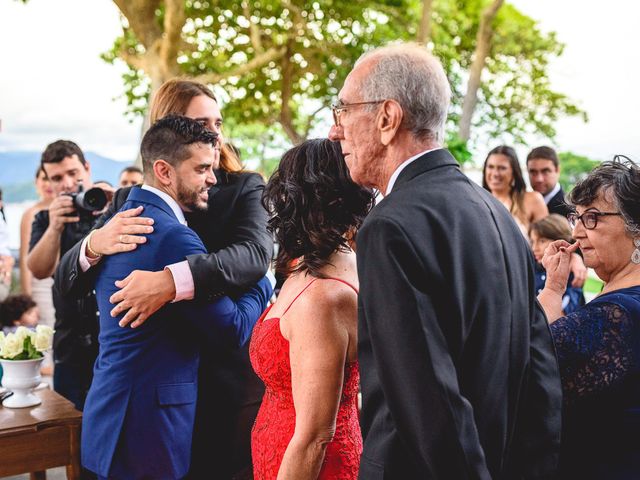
329, 43, 562, 479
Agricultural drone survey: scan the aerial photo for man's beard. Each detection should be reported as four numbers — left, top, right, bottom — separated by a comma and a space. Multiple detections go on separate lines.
177, 179, 209, 212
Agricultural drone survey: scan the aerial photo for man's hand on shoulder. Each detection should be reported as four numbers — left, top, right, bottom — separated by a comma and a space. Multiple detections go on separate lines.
89, 206, 154, 256
110, 269, 176, 328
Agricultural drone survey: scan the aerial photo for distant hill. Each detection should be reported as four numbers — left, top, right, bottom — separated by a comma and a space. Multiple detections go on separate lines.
0, 151, 132, 202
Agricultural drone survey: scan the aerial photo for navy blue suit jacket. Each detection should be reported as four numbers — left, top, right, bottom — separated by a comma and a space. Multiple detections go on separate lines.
81, 188, 272, 479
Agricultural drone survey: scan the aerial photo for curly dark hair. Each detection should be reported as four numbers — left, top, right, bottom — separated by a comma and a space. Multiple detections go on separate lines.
263, 139, 375, 278
569, 155, 640, 235
1, 294, 37, 328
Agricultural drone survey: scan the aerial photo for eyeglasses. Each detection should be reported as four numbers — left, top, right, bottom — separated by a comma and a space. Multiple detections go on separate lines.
567, 211, 622, 230
331, 100, 385, 127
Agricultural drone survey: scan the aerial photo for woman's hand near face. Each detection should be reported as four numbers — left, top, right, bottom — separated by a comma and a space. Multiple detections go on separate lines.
539, 240, 580, 322
542, 240, 580, 293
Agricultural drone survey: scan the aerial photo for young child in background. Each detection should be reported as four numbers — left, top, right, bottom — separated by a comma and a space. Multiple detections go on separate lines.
1, 294, 39, 330
529, 214, 585, 315
1, 294, 52, 375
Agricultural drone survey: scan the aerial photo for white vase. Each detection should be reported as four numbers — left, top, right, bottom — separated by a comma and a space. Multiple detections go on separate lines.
0, 357, 44, 408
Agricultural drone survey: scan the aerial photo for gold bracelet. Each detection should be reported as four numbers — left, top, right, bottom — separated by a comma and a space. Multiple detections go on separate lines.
86, 230, 102, 259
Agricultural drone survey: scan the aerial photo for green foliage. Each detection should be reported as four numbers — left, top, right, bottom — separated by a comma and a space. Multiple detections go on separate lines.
445, 132, 473, 165
9, 337, 43, 361
225, 121, 289, 177
102, 28, 153, 121
558, 151, 600, 192
107, 0, 585, 156
428, 0, 587, 145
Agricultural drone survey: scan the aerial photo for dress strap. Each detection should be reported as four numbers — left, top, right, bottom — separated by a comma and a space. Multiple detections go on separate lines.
281, 277, 358, 316
322, 277, 359, 295
282, 279, 318, 316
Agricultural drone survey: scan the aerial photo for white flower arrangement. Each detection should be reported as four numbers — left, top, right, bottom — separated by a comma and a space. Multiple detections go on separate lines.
0, 325, 54, 360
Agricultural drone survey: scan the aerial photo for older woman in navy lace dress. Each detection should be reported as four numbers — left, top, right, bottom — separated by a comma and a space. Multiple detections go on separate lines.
538, 157, 640, 479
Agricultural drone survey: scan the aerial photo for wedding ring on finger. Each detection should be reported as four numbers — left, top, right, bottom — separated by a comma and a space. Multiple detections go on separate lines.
119, 234, 125, 243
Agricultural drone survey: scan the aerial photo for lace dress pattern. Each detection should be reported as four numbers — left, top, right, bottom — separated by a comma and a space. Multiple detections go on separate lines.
551, 300, 638, 404
249, 305, 362, 480
549, 287, 640, 478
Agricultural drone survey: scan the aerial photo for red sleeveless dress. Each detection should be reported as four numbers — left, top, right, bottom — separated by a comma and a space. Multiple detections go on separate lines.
249, 278, 362, 479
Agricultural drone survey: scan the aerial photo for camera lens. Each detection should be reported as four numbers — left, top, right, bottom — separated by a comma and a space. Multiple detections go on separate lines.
76, 187, 107, 212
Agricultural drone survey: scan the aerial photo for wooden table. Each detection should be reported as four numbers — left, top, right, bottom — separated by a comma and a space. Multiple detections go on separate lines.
0, 388, 82, 479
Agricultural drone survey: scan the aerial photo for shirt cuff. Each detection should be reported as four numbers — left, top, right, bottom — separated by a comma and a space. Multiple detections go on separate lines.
266, 269, 277, 289
79, 236, 102, 272
166, 260, 195, 302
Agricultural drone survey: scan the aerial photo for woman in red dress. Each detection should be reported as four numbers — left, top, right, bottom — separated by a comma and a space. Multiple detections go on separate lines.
250, 139, 374, 479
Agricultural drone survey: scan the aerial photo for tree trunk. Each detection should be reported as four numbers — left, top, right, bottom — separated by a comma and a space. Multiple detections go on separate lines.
112, 0, 185, 165
458, 0, 504, 142
134, 68, 167, 167
279, 41, 305, 144
417, 0, 434, 44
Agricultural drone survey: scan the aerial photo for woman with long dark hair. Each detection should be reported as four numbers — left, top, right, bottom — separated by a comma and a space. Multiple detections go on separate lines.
251, 139, 374, 479
483, 145, 548, 235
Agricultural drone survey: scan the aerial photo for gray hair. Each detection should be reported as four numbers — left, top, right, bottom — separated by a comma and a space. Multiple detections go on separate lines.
568, 156, 640, 236
355, 43, 451, 143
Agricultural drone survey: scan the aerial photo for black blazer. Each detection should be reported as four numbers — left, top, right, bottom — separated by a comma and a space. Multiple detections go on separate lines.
356, 149, 562, 479
546, 186, 572, 218
55, 170, 273, 478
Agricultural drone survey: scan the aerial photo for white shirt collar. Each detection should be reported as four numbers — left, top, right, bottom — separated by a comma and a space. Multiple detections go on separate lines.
543, 182, 561, 205
385, 147, 442, 196
141, 184, 187, 226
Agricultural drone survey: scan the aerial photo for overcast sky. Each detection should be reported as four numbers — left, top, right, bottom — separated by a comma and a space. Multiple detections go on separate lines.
1, 0, 638, 163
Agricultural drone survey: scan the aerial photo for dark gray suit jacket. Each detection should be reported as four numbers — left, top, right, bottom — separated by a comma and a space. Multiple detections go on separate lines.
357, 149, 562, 479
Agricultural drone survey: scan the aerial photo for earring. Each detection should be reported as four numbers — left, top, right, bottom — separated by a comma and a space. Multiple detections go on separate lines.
632, 238, 640, 264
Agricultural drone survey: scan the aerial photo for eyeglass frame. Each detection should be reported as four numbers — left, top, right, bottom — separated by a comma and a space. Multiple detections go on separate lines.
331, 100, 385, 127
567, 210, 622, 230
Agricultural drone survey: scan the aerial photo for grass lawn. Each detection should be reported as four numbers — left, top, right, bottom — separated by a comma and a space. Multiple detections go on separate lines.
583, 275, 604, 301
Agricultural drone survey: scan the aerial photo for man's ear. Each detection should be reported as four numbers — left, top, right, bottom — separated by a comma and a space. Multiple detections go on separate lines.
378, 100, 403, 146
152, 159, 174, 186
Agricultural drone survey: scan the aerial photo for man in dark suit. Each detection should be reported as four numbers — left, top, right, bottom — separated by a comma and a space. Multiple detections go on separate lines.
328, 43, 562, 479
526, 146, 572, 218
82, 115, 272, 479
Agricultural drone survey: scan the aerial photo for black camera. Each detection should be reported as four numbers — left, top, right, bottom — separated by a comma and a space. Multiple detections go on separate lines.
64, 182, 107, 213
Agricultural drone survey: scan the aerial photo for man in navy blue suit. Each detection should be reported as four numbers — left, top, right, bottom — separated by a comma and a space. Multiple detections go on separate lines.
81, 116, 272, 479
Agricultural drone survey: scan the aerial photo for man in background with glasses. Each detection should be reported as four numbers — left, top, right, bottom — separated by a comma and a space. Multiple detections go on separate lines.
329, 43, 562, 479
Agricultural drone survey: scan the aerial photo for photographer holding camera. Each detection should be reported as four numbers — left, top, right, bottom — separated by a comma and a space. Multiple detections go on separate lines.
28, 140, 107, 410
